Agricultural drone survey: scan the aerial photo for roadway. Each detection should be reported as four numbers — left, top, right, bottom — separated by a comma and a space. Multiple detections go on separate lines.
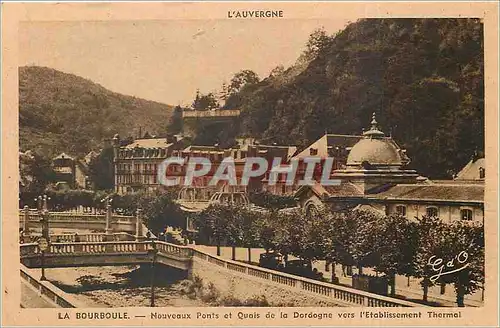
21, 280, 57, 308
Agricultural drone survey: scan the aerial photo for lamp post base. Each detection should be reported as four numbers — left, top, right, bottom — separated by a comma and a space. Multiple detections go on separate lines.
105, 229, 113, 241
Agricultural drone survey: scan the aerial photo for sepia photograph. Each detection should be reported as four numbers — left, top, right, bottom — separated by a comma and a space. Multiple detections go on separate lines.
2, 1, 499, 327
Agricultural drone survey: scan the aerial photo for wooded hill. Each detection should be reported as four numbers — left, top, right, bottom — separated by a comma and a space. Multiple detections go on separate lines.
220, 19, 484, 179
19, 66, 174, 158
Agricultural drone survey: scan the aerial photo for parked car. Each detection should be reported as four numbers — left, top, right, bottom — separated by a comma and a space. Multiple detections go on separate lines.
259, 252, 283, 270
283, 259, 313, 277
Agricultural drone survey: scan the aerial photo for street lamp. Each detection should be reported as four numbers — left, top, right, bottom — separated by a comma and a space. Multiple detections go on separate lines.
38, 236, 49, 281
208, 215, 221, 256
148, 232, 158, 307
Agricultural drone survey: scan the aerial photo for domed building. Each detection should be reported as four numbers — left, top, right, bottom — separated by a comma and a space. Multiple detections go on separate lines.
331, 113, 419, 194
295, 113, 484, 224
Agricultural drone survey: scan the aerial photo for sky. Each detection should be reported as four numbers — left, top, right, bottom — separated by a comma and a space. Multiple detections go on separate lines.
20, 19, 351, 106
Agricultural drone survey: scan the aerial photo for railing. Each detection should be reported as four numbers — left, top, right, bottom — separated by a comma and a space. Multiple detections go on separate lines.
21, 232, 136, 244
19, 241, 425, 308
20, 241, 192, 259
182, 109, 241, 118
20, 209, 136, 223
190, 248, 425, 308
20, 264, 81, 308
156, 242, 192, 259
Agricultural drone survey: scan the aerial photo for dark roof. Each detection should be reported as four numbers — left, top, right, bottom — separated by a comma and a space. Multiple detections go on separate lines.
326, 134, 363, 147
295, 182, 363, 199
324, 183, 364, 197
124, 138, 173, 149
372, 183, 484, 203
293, 134, 362, 160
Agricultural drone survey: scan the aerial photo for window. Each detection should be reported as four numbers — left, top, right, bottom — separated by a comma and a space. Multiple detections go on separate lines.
426, 207, 439, 218
396, 205, 407, 217
310, 148, 318, 156
461, 209, 473, 221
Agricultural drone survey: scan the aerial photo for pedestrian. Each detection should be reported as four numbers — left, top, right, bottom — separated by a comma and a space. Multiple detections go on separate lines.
331, 272, 339, 284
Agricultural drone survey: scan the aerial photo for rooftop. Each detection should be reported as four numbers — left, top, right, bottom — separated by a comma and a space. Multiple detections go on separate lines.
295, 182, 364, 199
372, 183, 484, 203
53, 152, 75, 161
124, 138, 174, 149
455, 157, 485, 181
292, 134, 362, 160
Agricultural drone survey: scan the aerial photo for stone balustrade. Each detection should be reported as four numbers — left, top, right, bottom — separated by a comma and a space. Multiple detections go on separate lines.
19, 207, 142, 236
190, 249, 424, 307
21, 232, 135, 243
19, 241, 425, 308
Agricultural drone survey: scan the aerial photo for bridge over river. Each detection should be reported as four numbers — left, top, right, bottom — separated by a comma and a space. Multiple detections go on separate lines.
20, 236, 424, 308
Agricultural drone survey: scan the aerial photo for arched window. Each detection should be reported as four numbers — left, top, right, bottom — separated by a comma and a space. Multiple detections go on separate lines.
461, 209, 473, 221
395, 205, 407, 217
426, 207, 439, 218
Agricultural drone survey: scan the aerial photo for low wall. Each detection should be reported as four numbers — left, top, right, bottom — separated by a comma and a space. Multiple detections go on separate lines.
190, 250, 424, 307
20, 264, 83, 308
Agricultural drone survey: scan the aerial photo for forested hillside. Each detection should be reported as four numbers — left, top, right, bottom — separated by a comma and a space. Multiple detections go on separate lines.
19, 66, 174, 157
221, 19, 484, 178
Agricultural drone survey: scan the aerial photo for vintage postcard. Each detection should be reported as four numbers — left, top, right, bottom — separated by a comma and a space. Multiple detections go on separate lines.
1, 1, 499, 327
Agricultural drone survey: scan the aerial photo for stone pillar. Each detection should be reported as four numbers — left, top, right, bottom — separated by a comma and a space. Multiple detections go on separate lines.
112, 134, 120, 193
41, 209, 49, 240
105, 200, 113, 239
135, 208, 144, 241
42, 195, 49, 211
22, 205, 29, 232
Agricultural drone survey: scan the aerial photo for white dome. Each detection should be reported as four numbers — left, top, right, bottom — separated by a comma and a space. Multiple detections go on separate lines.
346, 112, 403, 168
347, 138, 402, 167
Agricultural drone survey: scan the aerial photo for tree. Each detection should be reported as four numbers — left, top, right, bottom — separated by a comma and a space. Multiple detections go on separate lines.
140, 190, 185, 234
238, 207, 262, 263
228, 70, 260, 96
269, 65, 285, 79
167, 105, 184, 134
304, 27, 334, 59
256, 211, 277, 254
20, 151, 57, 194
248, 191, 296, 210
271, 209, 304, 265
413, 216, 447, 302
372, 214, 418, 296
192, 90, 219, 111
196, 204, 235, 256
431, 221, 484, 307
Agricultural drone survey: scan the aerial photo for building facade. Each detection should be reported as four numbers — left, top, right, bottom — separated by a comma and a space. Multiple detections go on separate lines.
171, 139, 297, 201
112, 133, 185, 194
52, 152, 90, 190
294, 113, 484, 224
